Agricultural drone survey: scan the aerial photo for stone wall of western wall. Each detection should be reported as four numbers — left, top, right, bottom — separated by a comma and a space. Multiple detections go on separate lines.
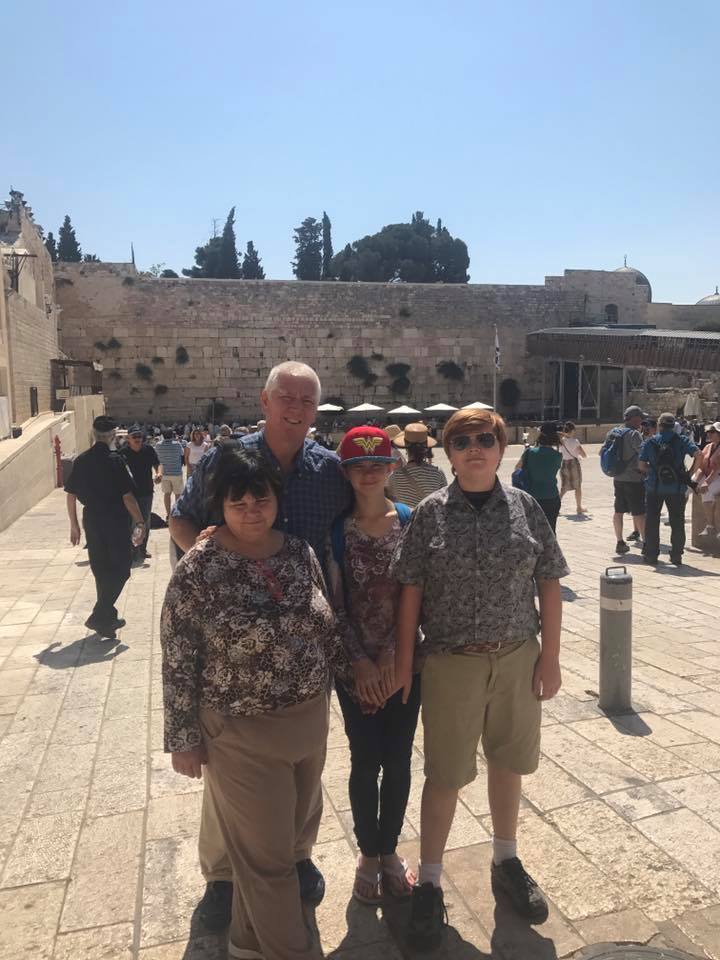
56, 264, 588, 422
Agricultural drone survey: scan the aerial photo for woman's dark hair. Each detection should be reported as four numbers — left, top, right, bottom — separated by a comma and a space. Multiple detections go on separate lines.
407, 442, 428, 464
564, 421, 575, 432
208, 449, 282, 517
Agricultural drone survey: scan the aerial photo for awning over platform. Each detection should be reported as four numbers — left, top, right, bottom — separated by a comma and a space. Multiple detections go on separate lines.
527, 327, 720, 373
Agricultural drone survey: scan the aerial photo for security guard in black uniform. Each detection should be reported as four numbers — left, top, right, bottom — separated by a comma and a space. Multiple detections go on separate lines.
65, 415, 145, 638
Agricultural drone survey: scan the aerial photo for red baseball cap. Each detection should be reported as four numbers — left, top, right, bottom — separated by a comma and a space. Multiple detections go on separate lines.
339, 426, 395, 465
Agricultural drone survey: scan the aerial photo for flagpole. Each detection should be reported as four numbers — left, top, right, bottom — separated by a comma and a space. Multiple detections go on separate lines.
492, 323, 498, 410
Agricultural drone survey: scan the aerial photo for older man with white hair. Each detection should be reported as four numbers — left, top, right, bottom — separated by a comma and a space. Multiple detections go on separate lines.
169, 360, 351, 932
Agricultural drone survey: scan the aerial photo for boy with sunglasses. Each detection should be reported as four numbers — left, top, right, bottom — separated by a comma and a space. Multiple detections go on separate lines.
391, 408, 568, 950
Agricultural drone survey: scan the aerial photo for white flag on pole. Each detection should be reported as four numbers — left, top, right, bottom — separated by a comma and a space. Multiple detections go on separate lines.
494, 329, 501, 369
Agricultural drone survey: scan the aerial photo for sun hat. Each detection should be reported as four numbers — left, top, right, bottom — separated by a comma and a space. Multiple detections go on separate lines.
385, 424, 403, 441
706, 422, 720, 433
339, 426, 395, 465
394, 422, 437, 449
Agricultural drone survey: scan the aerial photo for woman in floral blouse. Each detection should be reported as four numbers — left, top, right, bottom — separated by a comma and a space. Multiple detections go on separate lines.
326, 427, 421, 905
160, 450, 342, 960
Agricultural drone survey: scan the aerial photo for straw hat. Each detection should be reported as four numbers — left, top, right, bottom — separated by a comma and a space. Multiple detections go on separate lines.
385, 424, 403, 441
394, 422, 437, 448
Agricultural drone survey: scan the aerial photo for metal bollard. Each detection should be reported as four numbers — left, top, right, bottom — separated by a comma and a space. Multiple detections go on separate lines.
599, 565, 633, 714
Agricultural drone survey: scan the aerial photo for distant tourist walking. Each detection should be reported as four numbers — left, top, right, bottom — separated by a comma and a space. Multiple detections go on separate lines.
518, 422, 563, 532
559, 422, 587, 514
161, 451, 343, 960
601, 406, 647, 555
64, 415, 145, 639
120, 424, 163, 564
327, 427, 420, 904
392, 408, 569, 950
185, 428, 210, 477
639, 412, 701, 566
695, 421, 720, 545
155, 430, 185, 520
387, 423, 446, 508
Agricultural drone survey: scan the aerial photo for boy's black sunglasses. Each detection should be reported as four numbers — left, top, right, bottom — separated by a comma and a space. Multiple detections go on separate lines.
449, 433, 497, 451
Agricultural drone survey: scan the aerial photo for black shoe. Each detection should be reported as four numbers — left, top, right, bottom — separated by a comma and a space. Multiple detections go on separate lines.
643, 555, 659, 565
144, 551, 152, 558
491, 857, 549, 925
670, 555, 683, 566
296, 858, 325, 905
198, 880, 233, 932
615, 540, 630, 555
407, 882, 448, 952
627, 531, 640, 542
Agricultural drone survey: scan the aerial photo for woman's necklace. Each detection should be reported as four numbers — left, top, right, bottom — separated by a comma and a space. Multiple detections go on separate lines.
255, 560, 284, 602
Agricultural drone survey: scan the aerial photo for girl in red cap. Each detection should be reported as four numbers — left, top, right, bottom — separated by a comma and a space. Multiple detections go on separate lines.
327, 426, 421, 904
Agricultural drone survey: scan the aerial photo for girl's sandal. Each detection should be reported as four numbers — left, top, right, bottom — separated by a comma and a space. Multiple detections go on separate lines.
381, 859, 416, 899
353, 866, 382, 905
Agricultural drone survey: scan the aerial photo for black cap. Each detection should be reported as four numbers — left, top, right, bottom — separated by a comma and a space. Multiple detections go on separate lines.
93, 415, 116, 432
129, 423, 143, 436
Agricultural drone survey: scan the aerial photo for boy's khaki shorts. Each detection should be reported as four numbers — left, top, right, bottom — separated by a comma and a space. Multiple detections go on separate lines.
161, 474, 184, 496
421, 638, 542, 789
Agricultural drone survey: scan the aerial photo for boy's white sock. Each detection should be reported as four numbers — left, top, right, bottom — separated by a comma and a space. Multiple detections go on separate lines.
492, 836, 517, 865
418, 861, 443, 888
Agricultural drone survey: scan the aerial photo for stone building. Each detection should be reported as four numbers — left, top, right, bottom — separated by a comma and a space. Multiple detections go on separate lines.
0, 192, 60, 430
55, 257, 720, 424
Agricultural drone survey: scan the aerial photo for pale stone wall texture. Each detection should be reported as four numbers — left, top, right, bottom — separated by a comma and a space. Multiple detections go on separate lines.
56, 263, 600, 422
0, 197, 60, 424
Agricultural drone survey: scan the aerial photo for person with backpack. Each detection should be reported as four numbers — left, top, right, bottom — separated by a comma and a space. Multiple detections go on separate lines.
515, 422, 563, 532
639, 412, 701, 566
326, 426, 421, 906
601, 406, 647, 555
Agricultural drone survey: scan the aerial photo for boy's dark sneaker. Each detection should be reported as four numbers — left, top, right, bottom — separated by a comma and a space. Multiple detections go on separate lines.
615, 540, 630, 555
491, 857, 549, 925
198, 880, 233, 931
626, 531, 640, 542
407, 882, 448, 952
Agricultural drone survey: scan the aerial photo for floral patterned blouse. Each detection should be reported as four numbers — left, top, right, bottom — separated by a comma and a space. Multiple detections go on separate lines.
160, 534, 344, 753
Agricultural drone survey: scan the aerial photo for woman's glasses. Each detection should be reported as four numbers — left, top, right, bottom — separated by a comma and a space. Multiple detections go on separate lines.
450, 433, 497, 452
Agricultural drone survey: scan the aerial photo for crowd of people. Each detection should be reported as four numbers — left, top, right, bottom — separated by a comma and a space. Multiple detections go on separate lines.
62, 362, 719, 958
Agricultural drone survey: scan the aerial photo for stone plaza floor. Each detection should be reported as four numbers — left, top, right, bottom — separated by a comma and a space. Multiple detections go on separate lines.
1, 445, 720, 959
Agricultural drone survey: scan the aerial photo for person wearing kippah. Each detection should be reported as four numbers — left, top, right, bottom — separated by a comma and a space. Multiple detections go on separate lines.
64, 415, 146, 638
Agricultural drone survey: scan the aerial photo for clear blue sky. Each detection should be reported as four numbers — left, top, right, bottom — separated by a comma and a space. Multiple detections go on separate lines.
5, 0, 719, 304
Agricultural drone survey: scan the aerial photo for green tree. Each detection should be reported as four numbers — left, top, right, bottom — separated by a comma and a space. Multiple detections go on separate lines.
330, 211, 469, 283
45, 232, 58, 263
182, 235, 222, 277
242, 241, 265, 279
83, 253, 101, 262
322, 211, 333, 279
161, 268, 179, 278
57, 215, 82, 262
292, 217, 322, 280
218, 207, 241, 279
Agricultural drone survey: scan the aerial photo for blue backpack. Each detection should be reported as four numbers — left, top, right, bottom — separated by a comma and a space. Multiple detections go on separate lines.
511, 449, 530, 491
331, 502, 412, 567
600, 427, 631, 477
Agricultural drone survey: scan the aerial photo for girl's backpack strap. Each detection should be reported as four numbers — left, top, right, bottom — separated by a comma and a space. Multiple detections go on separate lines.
330, 513, 347, 567
394, 502, 413, 526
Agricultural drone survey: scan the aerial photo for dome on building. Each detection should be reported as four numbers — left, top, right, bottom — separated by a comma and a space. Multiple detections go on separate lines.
614, 256, 652, 302
697, 285, 720, 305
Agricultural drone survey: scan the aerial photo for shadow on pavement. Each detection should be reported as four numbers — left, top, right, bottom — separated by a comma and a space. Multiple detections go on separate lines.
34, 636, 128, 669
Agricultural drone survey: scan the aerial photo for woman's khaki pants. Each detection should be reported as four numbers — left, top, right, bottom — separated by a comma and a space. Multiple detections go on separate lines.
200, 695, 328, 960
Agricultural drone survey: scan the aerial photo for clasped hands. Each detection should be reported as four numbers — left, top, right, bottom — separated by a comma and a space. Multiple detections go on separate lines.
353, 650, 398, 713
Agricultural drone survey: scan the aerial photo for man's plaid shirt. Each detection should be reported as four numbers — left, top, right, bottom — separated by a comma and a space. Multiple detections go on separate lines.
171, 432, 352, 560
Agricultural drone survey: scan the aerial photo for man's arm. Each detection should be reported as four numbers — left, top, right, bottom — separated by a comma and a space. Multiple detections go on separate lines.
66, 494, 81, 546
123, 493, 143, 525
168, 446, 219, 551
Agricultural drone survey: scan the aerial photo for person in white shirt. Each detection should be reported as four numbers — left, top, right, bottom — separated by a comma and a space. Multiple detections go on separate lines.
185, 428, 211, 477
559, 422, 587, 514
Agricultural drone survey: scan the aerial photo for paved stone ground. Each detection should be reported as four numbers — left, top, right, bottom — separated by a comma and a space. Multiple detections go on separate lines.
2, 445, 720, 960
